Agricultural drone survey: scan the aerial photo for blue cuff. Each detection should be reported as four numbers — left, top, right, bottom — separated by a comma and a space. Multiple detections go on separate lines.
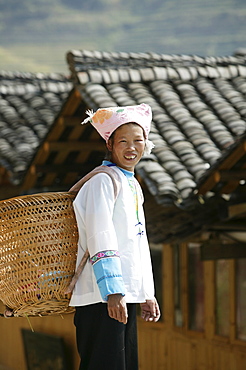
92, 257, 126, 301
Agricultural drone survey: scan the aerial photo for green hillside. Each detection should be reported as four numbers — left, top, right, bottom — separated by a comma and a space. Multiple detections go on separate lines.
0, 0, 245, 73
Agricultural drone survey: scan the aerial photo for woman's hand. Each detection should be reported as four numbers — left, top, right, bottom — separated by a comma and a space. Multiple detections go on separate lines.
107, 294, 128, 324
140, 298, 161, 322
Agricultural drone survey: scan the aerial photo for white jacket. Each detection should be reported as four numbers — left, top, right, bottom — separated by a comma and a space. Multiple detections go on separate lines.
69, 165, 155, 306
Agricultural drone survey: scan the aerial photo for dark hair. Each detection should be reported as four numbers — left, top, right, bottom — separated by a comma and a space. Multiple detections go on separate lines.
104, 134, 114, 161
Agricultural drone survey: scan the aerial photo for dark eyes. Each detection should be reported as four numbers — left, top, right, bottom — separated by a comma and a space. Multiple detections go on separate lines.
119, 139, 143, 143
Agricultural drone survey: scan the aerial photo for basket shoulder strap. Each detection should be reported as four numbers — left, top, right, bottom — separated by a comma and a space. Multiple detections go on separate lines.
69, 165, 121, 201
65, 166, 121, 295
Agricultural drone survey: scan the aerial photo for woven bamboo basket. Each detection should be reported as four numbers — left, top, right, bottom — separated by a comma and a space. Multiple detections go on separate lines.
0, 192, 78, 317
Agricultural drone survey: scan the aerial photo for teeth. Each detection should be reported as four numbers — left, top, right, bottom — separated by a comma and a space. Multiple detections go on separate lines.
125, 155, 136, 159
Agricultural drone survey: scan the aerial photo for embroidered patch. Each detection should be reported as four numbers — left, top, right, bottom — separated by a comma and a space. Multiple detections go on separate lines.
90, 250, 120, 265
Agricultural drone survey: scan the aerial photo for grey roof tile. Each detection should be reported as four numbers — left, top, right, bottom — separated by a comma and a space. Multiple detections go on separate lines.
77, 72, 90, 84
129, 69, 142, 82
118, 69, 130, 82
0, 71, 72, 185
66, 49, 246, 205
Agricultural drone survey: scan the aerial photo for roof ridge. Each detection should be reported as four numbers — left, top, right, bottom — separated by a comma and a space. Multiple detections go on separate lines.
67, 49, 246, 68
66, 49, 246, 84
0, 70, 70, 82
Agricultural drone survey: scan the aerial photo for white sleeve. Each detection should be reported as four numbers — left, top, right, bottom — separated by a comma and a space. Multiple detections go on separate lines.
73, 173, 126, 300
73, 173, 117, 254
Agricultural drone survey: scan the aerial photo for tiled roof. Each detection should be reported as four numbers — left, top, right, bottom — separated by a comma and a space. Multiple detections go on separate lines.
0, 50, 244, 241
66, 50, 246, 205
0, 71, 72, 185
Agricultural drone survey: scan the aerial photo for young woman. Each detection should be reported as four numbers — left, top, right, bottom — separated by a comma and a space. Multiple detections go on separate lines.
70, 103, 161, 370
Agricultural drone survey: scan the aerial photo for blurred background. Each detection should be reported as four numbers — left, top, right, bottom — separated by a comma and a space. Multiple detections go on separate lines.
0, 0, 245, 73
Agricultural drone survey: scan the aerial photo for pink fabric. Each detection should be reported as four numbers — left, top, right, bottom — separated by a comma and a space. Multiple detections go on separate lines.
82, 103, 152, 141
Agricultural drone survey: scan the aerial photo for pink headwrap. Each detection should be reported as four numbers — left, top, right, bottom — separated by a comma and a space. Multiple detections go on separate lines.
81, 103, 152, 142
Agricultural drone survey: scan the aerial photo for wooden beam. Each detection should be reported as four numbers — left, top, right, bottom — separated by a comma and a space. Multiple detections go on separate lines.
61, 88, 82, 116
48, 141, 105, 151
21, 142, 51, 190
229, 260, 236, 341
67, 125, 84, 140
228, 203, 246, 219
219, 141, 246, 170
219, 169, 246, 181
204, 260, 215, 339
39, 115, 84, 152
220, 164, 246, 193
20, 89, 85, 192
38, 146, 71, 187
0, 185, 21, 200
220, 182, 240, 194
201, 240, 246, 260
208, 221, 246, 231
63, 173, 79, 185
198, 141, 246, 195
34, 142, 50, 164
197, 171, 220, 195
63, 116, 82, 126
41, 172, 57, 187
35, 163, 85, 174
0, 167, 11, 186
46, 117, 65, 141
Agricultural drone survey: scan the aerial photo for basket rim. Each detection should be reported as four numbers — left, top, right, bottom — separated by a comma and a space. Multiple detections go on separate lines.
0, 191, 75, 206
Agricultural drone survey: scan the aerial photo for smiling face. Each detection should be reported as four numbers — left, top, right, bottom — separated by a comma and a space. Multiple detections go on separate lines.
106, 123, 146, 172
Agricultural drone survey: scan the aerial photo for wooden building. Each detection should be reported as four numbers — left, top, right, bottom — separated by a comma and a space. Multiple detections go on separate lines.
0, 50, 246, 369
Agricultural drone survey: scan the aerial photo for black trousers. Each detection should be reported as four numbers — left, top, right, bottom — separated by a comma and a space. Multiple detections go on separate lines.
74, 303, 138, 370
